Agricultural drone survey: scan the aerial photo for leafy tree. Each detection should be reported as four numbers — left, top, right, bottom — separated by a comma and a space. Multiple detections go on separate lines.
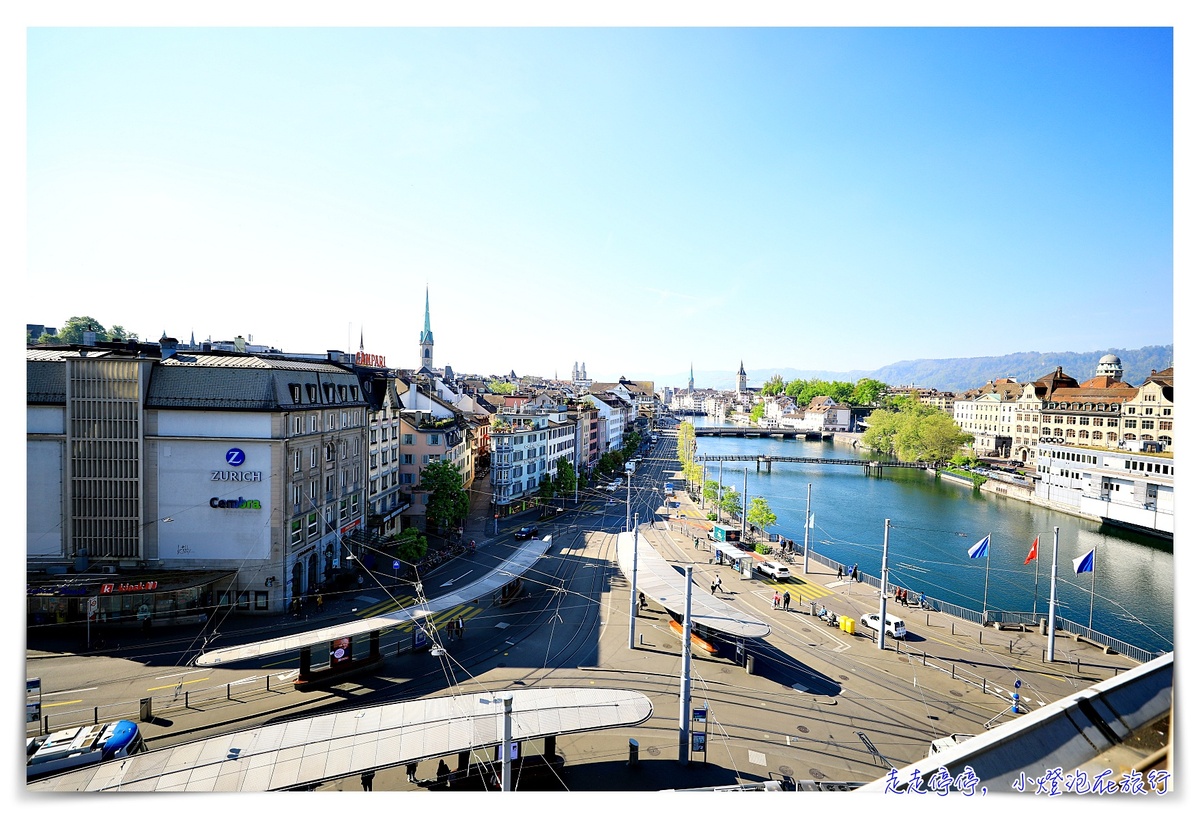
109, 325, 138, 342
760, 374, 785, 396
58, 316, 110, 344
703, 480, 721, 505
418, 459, 470, 531
747, 497, 777, 536
719, 486, 741, 520
862, 403, 971, 464
851, 378, 889, 406
749, 402, 765, 423
487, 380, 515, 394
551, 457, 577, 497
391, 527, 428, 564
621, 429, 642, 458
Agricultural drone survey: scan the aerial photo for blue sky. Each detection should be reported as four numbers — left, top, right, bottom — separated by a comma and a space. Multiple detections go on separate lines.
22, 23, 1176, 387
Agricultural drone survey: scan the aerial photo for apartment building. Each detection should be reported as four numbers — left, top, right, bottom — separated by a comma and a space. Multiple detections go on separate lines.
489, 407, 578, 517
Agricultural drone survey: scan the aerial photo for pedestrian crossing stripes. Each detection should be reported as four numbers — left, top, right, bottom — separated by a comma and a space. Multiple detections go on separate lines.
356, 599, 483, 634
759, 578, 837, 601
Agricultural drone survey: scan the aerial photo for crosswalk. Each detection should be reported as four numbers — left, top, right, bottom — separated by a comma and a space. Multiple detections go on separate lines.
756, 576, 839, 602
355, 594, 485, 634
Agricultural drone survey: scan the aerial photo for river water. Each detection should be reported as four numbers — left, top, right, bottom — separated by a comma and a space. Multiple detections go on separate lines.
689, 425, 1174, 655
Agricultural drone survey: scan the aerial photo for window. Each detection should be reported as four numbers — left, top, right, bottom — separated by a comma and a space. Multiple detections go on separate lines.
310, 479, 319, 499
371, 454, 378, 469
381, 450, 388, 466
310, 414, 318, 432
326, 444, 335, 463
403, 434, 414, 445
294, 451, 301, 472
338, 385, 346, 401
402, 453, 414, 465
307, 513, 318, 537
291, 520, 302, 546
327, 413, 336, 430
1160, 420, 1172, 430
306, 384, 317, 403
293, 415, 303, 434
401, 473, 414, 484
1141, 420, 1155, 430
292, 484, 301, 506
427, 434, 441, 445
289, 384, 302, 404
325, 475, 335, 494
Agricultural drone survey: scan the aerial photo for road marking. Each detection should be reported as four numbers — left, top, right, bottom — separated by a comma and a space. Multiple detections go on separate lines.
147, 677, 209, 692
45, 687, 96, 696
41, 699, 83, 708
441, 570, 472, 587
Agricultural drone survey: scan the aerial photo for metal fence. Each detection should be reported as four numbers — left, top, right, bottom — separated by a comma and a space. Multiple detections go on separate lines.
803, 545, 1160, 663
27, 671, 288, 737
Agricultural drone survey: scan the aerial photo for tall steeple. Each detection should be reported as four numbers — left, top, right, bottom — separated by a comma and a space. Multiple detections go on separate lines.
418, 286, 434, 371
736, 360, 747, 394
688, 362, 695, 393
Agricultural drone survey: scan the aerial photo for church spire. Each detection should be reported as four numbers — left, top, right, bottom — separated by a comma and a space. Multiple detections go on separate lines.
418, 286, 434, 371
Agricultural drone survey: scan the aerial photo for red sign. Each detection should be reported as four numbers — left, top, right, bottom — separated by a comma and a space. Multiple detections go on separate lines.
355, 351, 387, 368
99, 581, 159, 594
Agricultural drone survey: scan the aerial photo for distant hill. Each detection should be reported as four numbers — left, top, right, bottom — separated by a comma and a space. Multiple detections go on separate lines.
653, 345, 1173, 393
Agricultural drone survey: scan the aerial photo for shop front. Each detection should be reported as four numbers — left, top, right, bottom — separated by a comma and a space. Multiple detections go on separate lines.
27, 570, 238, 631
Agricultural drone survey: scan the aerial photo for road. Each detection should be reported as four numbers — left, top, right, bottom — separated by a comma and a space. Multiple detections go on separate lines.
27, 421, 1139, 791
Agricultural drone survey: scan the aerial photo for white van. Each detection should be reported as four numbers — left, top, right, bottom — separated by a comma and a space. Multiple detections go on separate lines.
860, 611, 908, 640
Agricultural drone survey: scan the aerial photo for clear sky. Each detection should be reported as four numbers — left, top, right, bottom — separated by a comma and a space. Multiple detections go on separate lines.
19, 18, 1178, 388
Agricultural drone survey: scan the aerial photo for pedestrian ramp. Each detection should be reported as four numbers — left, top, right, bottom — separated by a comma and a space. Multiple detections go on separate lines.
356, 594, 417, 618
759, 577, 837, 601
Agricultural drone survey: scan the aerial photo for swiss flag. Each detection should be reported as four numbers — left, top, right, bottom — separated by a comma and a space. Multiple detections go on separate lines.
1024, 536, 1039, 565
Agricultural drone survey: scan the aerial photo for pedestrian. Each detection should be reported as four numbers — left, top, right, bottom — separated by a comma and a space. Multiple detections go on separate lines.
782, 590, 791, 612
714, 575, 723, 594
454, 616, 465, 640
406, 762, 418, 783
316, 593, 324, 613
360, 770, 375, 791
638, 591, 646, 610
837, 565, 844, 581
710, 580, 717, 595
772, 591, 781, 609
436, 759, 452, 789
852, 563, 859, 582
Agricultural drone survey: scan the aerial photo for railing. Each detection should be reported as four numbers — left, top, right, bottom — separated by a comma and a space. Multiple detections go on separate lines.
802, 544, 1160, 662
27, 672, 290, 738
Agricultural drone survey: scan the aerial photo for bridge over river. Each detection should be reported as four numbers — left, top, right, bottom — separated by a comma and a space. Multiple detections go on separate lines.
693, 427, 829, 440
698, 453, 934, 476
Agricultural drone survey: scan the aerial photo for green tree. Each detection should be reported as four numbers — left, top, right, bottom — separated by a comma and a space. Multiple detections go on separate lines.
551, 457, 577, 497
719, 487, 741, 520
862, 403, 971, 464
418, 459, 470, 532
391, 527, 428, 564
109, 325, 138, 342
703, 480, 721, 505
760, 374, 785, 396
749, 402, 765, 423
58, 316, 110, 344
851, 378, 889, 406
487, 380, 515, 394
747, 497, 777, 536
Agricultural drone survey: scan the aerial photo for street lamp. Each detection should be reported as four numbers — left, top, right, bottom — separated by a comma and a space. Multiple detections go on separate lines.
625, 465, 635, 532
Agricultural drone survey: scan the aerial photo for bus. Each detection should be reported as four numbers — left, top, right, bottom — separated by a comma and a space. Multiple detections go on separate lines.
26, 719, 147, 781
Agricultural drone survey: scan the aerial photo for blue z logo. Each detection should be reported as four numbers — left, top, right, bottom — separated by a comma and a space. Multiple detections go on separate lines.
225, 448, 246, 466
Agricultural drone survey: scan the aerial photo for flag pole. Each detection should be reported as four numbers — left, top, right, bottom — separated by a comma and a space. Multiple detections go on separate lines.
1047, 526, 1060, 662
1031, 535, 1040, 616
983, 532, 991, 623
1088, 549, 1097, 630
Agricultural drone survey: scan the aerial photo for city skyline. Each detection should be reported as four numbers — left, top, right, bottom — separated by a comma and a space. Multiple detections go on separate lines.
21, 21, 1178, 386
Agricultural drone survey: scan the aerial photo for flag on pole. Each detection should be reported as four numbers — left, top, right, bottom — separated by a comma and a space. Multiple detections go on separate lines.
1024, 536, 1039, 565
1073, 549, 1095, 574
967, 534, 990, 559
807, 513, 815, 529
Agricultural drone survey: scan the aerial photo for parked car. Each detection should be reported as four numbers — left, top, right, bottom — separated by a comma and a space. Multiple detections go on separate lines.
756, 561, 791, 580
514, 525, 539, 540
860, 612, 907, 640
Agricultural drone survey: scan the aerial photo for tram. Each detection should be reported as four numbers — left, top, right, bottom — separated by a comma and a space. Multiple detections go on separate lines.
26, 719, 147, 781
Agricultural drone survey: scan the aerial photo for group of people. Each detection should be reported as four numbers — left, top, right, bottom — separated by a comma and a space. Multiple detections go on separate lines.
771, 589, 793, 612
836, 563, 860, 582
709, 575, 724, 595
447, 616, 466, 640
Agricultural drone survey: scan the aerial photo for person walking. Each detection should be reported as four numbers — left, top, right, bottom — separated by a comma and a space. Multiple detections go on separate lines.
454, 616, 465, 640
316, 593, 324, 613
782, 590, 791, 612
360, 769, 375, 791
436, 759, 452, 789
714, 575, 723, 594
710, 579, 717, 595
837, 565, 844, 581
405, 762, 418, 783
772, 590, 781, 609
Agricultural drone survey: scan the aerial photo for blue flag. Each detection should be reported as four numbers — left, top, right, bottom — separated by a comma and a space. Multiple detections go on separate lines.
967, 534, 989, 559
1073, 549, 1095, 574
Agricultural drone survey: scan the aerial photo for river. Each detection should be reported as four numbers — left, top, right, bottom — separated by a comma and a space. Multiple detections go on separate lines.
687, 423, 1174, 655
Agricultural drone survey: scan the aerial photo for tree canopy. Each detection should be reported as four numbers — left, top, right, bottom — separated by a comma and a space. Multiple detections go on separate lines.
862, 403, 973, 464
391, 527, 428, 564
418, 459, 470, 531
747, 497, 777, 534
760, 374, 786, 396
487, 380, 515, 394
